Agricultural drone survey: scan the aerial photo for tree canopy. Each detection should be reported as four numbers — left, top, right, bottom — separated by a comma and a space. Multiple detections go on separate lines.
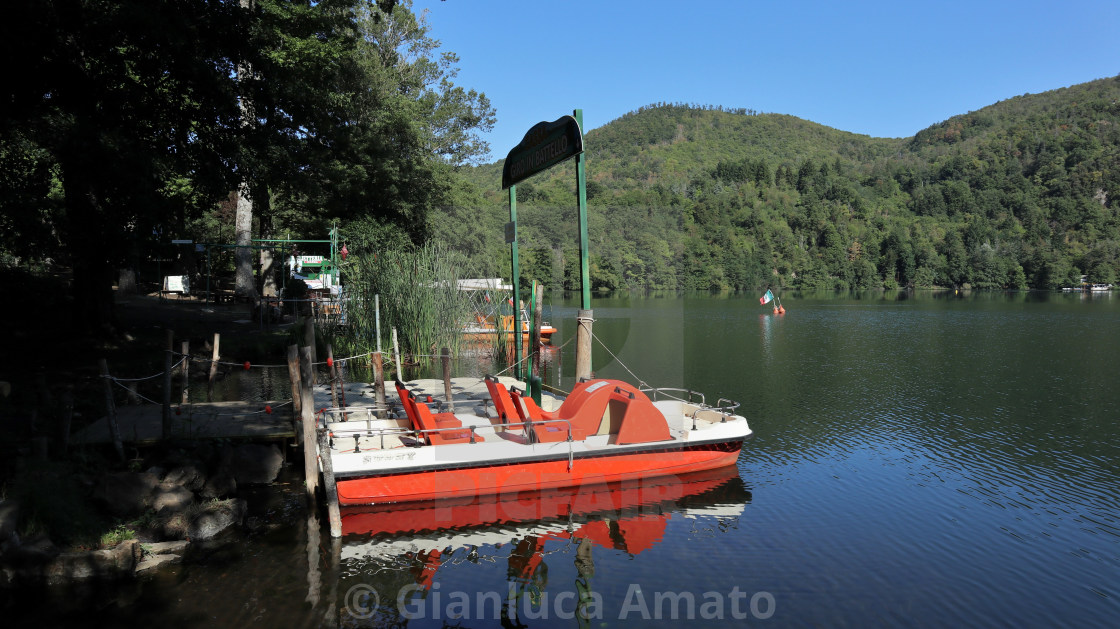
1, 0, 495, 333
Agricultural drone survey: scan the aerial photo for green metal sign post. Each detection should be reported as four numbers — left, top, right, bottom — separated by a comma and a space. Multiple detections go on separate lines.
574, 109, 591, 310
502, 111, 590, 381
508, 185, 521, 380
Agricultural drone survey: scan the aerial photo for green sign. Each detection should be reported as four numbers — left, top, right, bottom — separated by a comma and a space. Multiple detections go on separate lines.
502, 115, 584, 189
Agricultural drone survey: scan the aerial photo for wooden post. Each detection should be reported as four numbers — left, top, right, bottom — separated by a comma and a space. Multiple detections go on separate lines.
126, 382, 139, 405
576, 309, 593, 381
372, 350, 386, 418
98, 359, 125, 461
286, 344, 303, 440
180, 340, 190, 404
392, 327, 403, 380
162, 329, 174, 440
317, 428, 342, 538
530, 283, 544, 404
207, 332, 220, 402
299, 346, 319, 499
304, 317, 317, 386
326, 344, 339, 411
335, 352, 348, 419
441, 347, 453, 412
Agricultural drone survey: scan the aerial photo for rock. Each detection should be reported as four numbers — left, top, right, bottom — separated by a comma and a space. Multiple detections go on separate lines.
136, 540, 189, 573
199, 471, 237, 500
187, 499, 247, 541
155, 510, 191, 541
162, 463, 206, 492
93, 472, 159, 517
0, 499, 19, 542
152, 486, 194, 513
144, 540, 190, 556
135, 553, 180, 573
8, 534, 58, 565
228, 444, 284, 485
42, 539, 140, 584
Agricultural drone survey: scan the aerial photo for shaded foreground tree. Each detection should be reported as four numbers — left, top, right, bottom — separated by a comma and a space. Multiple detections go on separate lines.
3, 1, 246, 334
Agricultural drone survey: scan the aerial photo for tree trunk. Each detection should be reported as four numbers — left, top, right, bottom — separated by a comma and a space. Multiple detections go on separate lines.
234, 180, 256, 300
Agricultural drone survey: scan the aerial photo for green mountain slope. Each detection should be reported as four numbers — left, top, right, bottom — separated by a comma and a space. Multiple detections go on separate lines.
439, 77, 1120, 291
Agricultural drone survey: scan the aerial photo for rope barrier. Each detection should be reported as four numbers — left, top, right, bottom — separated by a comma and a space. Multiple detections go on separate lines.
99, 357, 186, 383
590, 330, 648, 389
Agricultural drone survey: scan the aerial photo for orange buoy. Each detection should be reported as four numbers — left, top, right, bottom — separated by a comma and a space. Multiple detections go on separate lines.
778, 305, 786, 314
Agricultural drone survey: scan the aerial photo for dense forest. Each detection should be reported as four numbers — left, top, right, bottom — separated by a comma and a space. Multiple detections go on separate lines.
446, 77, 1120, 292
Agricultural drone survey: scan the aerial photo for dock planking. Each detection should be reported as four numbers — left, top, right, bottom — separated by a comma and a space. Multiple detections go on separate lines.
73, 377, 555, 446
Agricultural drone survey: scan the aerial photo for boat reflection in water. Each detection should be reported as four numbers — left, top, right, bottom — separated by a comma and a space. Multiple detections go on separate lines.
331, 466, 749, 626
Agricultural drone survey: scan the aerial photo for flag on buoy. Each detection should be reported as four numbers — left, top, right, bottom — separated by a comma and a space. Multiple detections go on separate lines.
759, 289, 774, 305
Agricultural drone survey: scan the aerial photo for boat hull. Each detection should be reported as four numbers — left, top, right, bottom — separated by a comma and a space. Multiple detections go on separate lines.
335, 439, 743, 505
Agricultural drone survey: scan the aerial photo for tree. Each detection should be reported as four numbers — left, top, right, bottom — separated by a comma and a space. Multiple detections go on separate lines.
2, 0, 244, 333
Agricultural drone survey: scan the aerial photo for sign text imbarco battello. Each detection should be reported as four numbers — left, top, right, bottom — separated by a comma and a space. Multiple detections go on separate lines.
502, 115, 584, 189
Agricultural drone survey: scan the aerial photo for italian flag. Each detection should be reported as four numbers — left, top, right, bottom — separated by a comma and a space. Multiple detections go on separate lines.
759, 289, 774, 305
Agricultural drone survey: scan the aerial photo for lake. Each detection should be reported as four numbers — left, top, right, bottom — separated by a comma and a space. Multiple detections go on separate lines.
13, 290, 1120, 627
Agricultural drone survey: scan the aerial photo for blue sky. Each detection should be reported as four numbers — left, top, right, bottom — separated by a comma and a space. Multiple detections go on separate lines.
417, 0, 1119, 163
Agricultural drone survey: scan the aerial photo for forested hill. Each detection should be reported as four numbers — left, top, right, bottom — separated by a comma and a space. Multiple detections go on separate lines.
441, 76, 1120, 291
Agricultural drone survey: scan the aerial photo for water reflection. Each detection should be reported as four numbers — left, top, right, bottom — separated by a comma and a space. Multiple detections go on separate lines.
329, 467, 749, 626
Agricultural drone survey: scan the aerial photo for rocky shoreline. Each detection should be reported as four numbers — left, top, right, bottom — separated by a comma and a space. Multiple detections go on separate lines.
0, 442, 288, 586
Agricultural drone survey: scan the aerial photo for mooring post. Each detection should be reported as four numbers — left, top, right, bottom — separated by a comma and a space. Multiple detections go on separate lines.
326, 343, 339, 411
372, 350, 386, 418
162, 329, 174, 440
441, 347, 453, 412
286, 344, 303, 441
180, 340, 190, 405
392, 327, 403, 380
207, 332, 220, 402
98, 359, 125, 462
576, 309, 593, 381
530, 283, 544, 404
299, 346, 319, 500
126, 382, 139, 405
317, 428, 342, 538
304, 318, 317, 386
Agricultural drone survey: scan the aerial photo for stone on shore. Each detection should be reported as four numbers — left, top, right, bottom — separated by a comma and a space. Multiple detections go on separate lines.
187, 499, 247, 541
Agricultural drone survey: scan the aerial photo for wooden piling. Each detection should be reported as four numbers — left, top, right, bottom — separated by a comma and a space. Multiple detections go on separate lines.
392, 327, 403, 380
304, 318, 317, 386
317, 428, 342, 538
180, 340, 190, 404
530, 283, 544, 403
162, 329, 174, 439
286, 344, 303, 439
126, 382, 139, 405
98, 359, 125, 461
326, 344, 339, 411
207, 332, 220, 402
576, 309, 593, 381
372, 350, 387, 418
441, 347, 453, 412
299, 346, 319, 499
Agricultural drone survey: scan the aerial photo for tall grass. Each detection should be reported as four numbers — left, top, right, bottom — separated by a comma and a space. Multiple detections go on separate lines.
342, 242, 478, 368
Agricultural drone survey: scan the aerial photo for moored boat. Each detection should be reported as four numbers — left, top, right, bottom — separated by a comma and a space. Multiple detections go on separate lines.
322, 377, 751, 505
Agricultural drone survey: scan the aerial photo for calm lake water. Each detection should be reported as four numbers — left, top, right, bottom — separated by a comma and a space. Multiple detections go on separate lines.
13, 290, 1120, 627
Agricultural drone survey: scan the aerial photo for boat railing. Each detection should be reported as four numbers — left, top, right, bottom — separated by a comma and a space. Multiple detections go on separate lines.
640, 387, 706, 407
325, 418, 577, 467
715, 398, 741, 415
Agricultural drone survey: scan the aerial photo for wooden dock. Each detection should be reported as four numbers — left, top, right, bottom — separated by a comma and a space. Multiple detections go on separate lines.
73, 377, 555, 447
73, 400, 295, 446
